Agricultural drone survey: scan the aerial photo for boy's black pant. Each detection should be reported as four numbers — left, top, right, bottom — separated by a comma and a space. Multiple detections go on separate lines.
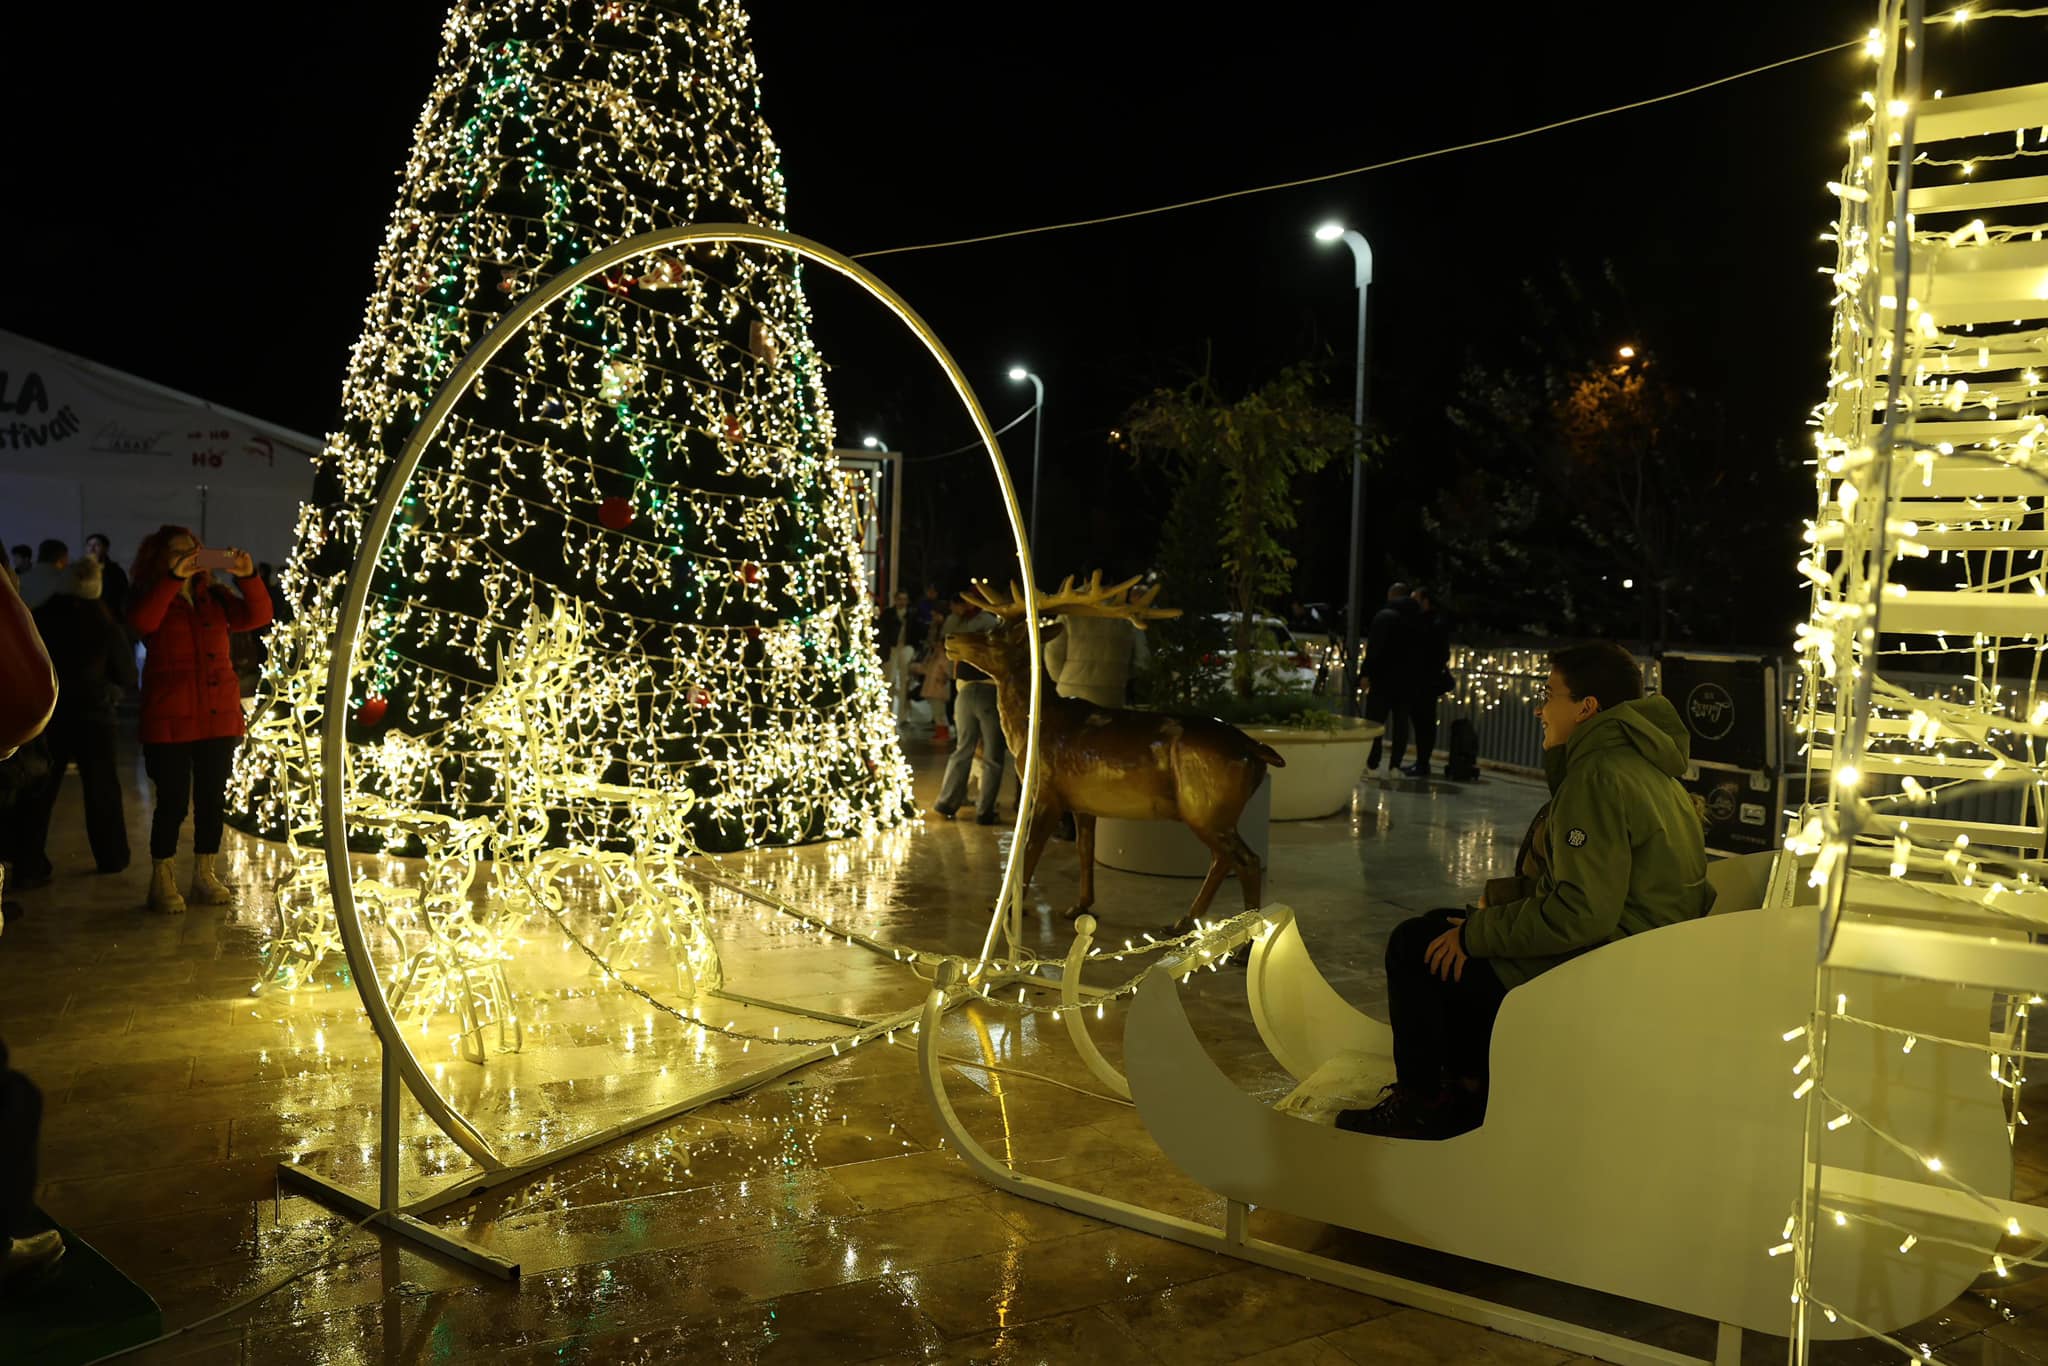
1386, 908, 1509, 1090
143, 737, 239, 861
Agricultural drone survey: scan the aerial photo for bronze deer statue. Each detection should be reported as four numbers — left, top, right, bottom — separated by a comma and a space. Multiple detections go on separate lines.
942, 572, 1284, 934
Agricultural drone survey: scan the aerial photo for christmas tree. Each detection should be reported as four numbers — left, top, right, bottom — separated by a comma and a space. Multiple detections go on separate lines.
232, 0, 914, 995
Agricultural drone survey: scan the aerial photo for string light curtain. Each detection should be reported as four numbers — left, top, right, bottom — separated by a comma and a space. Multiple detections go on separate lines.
231, 0, 915, 999
1784, 4, 2048, 1356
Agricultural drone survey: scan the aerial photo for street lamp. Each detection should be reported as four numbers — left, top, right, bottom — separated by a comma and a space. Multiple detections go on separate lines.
861, 435, 888, 451
1008, 366, 1045, 554
1315, 221, 1374, 717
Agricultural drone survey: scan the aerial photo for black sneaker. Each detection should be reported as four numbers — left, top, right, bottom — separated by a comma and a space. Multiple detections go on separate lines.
975, 809, 999, 826
1334, 1084, 1466, 1140
1401, 762, 1431, 778
931, 804, 958, 821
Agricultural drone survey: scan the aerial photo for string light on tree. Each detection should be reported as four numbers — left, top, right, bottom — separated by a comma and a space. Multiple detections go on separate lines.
230, 0, 915, 1021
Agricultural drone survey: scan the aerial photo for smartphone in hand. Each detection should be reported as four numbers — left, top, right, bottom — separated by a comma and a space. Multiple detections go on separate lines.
188, 547, 238, 574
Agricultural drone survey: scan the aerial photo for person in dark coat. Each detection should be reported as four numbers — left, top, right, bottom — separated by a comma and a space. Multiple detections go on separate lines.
1364, 582, 1421, 772
14, 560, 134, 881
83, 532, 129, 624
876, 589, 926, 722
127, 526, 271, 914
1394, 586, 1455, 777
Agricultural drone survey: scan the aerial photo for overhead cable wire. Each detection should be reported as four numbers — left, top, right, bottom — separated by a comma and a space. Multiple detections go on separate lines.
851, 38, 1865, 261
901, 404, 1037, 461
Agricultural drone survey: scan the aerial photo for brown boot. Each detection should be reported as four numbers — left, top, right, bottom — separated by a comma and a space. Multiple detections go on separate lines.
148, 859, 187, 915
189, 853, 234, 906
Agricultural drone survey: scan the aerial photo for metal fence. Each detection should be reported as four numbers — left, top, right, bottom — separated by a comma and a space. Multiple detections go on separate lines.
1426, 644, 2036, 834
1426, 643, 1640, 774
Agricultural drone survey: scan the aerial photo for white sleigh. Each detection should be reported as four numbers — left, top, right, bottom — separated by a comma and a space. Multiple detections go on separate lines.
1120, 859, 2015, 1342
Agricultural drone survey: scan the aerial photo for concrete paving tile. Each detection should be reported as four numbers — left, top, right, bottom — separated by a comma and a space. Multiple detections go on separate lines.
1987, 1309, 2048, 1361
1099, 1264, 1397, 1364
981, 1118, 1155, 1168
70, 1203, 260, 1280
189, 1046, 373, 1089
1232, 1338, 1360, 1366
120, 1329, 246, 1366
501, 1276, 947, 1365
458, 1165, 861, 1258
912, 1305, 1161, 1364
42, 1155, 280, 1227
493, 1178, 998, 1283
973, 1190, 1112, 1244
226, 1102, 383, 1160
42, 1119, 230, 1181
1917, 1335, 2048, 1366
1319, 1308, 1575, 1364
891, 1226, 1232, 1338
1020, 1152, 1230, 1224
827, 1148, 997, 1213
0, 1003, 136, 1045
66, 1054, 197, 1102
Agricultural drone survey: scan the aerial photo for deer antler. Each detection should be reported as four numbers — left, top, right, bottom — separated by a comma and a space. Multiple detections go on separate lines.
961, 571, 1181, 628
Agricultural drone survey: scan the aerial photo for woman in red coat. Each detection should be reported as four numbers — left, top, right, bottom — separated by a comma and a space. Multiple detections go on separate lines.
127, 527, 272, 914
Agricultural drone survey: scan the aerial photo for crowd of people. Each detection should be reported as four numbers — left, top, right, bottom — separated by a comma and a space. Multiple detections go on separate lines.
0, 528, 275, 918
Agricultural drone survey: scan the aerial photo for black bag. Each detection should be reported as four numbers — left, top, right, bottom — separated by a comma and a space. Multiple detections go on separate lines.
1445, 717, 1481, 781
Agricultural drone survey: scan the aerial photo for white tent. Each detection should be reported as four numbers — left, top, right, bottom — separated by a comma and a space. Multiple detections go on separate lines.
0, 328, 320, 574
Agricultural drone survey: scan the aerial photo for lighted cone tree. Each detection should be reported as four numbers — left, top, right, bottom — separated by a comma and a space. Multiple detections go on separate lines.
231, 0, 915, 1002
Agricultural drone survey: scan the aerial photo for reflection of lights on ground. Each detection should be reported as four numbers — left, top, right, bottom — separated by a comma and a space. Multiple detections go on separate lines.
970, 1010, 1015, 1169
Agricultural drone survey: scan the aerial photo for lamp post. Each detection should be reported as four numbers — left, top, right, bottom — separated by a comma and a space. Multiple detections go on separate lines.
1008, 366, 1045, 554
861, 434, 888, 452
1315, 221, 1373, 717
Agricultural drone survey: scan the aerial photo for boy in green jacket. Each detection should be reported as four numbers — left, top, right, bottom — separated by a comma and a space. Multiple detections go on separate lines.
1338, 642, 1713, 1140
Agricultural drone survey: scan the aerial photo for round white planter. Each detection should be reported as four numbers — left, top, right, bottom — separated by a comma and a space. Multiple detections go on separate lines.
1250, 716, 1383, 820
1095, 774, 1272, 879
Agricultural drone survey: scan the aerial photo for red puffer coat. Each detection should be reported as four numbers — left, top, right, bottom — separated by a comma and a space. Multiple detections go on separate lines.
129, 574, 273, 744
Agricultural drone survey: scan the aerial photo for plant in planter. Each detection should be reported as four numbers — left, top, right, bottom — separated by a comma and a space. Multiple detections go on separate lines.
1120, 361, 1381, 824
1125, 359, 1359, 704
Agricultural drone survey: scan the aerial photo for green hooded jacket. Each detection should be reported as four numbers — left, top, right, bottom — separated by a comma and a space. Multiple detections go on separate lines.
1460, 694, 1714, 988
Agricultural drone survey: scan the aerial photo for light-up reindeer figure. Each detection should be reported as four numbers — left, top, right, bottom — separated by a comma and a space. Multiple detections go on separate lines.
471, 603, 722, 1001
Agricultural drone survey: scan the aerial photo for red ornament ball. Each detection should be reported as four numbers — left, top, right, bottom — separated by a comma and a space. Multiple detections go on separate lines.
740, 561, 760, 583
690, 687, 714, 708
598, 496, 634, 530
722, 414, 743, 442
356, 696, 389, 728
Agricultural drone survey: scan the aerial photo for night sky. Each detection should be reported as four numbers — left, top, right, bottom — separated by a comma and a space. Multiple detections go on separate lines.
8, 1, 2010, 616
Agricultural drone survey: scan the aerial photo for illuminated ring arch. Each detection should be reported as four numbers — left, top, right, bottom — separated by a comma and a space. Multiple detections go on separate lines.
322, 224, 1043, 1168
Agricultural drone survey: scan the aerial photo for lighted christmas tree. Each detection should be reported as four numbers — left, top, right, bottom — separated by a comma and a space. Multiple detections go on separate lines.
231, 0, 914, 999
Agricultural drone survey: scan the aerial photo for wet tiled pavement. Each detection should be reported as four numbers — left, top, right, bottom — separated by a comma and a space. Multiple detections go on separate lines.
5, 732, 2048, 1363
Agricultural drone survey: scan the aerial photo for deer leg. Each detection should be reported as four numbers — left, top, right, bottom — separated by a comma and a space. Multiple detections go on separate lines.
1067, 813, 1097, 920
1217, 831, 1264, 913
1175, 836, 1234, 935
1019, 801, 1062, 904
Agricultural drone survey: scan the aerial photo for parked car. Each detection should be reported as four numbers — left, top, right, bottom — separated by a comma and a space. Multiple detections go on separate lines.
1204, 614, 1319, 693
